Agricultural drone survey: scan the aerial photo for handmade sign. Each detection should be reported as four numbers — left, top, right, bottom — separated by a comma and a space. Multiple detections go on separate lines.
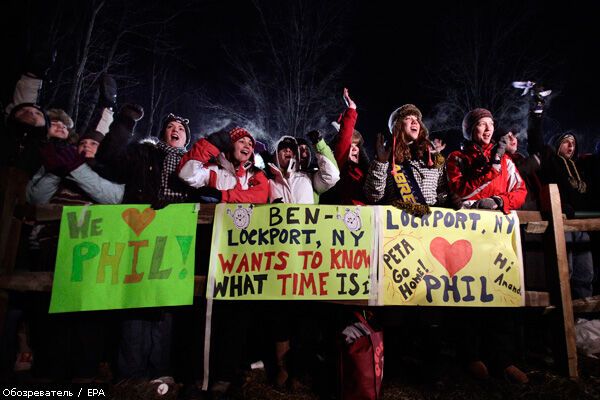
49, 204, 198, 313
379, 207, 524, 306
207, 204, 375, 300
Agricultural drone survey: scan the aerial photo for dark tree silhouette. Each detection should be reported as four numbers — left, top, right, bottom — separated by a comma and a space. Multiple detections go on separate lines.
197, 0, 351, 144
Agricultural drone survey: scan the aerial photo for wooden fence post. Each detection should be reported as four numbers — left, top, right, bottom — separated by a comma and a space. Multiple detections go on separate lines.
540, 184, 578, 380
0, 168, 29, 273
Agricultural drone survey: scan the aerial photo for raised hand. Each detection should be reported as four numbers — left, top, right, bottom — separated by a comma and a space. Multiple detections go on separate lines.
307, 129, 323, 145
343, 88, 357, 109
432, 138, 446, 153
375, 133, 391, 163
100, 75, 118, 110
119, 103, 144, 122
206, 129, 232, 153
492, 135, 508, 165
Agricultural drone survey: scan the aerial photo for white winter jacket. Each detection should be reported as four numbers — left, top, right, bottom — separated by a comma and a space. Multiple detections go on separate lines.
268, 136, 340, 204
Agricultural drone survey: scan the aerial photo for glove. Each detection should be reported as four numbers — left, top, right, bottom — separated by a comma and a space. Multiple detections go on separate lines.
342, 88, 357, 109
307, 130, 323, 145
472, 197, 499, 210
448, 192, 464, 210
254, 140, 268, 154
492, 136, 508, 163
40, 142, 85, 177
151, 198, 175, 210
25, 42, 56, 79
206, 129, 232, 153
100, 75, 117, 110
193, 186, 222, 203
118, 103, 144, 122
375, 133, 391, 163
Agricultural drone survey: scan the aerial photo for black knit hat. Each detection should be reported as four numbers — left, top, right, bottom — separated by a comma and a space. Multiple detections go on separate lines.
161, 113, 191, 147
79, 130, 105, 144
552, 132, 578, 157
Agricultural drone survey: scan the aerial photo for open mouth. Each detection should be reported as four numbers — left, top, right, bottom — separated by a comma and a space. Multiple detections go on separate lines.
240, 149, 249, 156
171, 133, 180, 141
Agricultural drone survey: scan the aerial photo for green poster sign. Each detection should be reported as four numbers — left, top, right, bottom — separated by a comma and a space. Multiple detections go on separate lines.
208, 204, 375, 300
49, 203, 198, 313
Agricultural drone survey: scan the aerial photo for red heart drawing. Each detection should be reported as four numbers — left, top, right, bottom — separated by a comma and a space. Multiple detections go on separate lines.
429, 237, 473, 277
122, 207, 156, 236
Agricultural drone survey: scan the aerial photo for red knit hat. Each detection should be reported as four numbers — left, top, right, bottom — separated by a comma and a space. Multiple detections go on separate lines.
462, 108, 493, 140
229, 127, 255, 147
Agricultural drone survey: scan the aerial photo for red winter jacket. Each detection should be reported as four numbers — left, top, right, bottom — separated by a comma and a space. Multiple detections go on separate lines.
327, 107, 367, 205
178, 139, 269, 204
446, 142, 527, 213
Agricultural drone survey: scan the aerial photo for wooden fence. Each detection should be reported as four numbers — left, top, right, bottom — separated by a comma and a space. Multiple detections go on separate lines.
1, 167, 599, 380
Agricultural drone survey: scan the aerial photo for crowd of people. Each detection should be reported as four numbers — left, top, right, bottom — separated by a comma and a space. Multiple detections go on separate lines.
1, 57, 599, 399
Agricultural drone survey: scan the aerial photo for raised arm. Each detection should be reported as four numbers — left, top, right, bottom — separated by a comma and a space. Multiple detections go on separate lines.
364, 133, 391, 203
95, 104, 144, 177
178, 139, 221, 188
333, 88, 358, 169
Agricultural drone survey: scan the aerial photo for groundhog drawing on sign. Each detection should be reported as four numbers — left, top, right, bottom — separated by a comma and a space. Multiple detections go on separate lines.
227, 205, 254, 230
337, 208, 362, 231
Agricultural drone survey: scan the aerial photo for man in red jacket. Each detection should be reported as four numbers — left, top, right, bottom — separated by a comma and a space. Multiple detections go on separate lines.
446, 108, 527, 214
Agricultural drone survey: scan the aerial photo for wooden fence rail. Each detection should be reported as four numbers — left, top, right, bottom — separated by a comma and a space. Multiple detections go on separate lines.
1, 178, 599, 380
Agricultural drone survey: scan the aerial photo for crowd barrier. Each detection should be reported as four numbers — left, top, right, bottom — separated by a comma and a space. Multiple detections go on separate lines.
0, 166, 599, 380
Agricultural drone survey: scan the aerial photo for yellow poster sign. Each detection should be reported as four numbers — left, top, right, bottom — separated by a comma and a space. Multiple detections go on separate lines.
208, 204, 375, 300
379, 207, 524, 306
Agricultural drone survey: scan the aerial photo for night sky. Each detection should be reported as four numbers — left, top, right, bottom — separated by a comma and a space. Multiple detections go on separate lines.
2, 0, 599, 152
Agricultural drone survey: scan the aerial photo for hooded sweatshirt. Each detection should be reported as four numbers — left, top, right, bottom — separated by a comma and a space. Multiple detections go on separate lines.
267, 135, 339, 203
537, 132, 590, 214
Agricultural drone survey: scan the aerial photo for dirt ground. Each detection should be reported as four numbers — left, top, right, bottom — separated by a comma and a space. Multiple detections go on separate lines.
6, 308, 600, 399
105, 352, 600, 400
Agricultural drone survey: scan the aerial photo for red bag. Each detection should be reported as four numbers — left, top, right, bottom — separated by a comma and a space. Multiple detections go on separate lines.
339, 311, 384, 400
